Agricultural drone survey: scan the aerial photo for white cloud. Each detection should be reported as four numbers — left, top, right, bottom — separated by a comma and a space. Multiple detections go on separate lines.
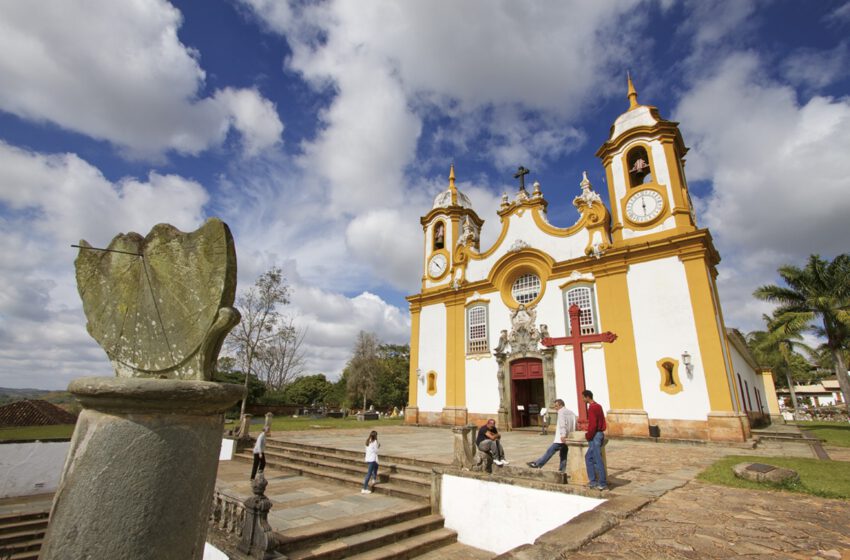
781, 42, 850, 92
674, 52, 850, 330
0, 141, 210, 388
0, 0, 283, 159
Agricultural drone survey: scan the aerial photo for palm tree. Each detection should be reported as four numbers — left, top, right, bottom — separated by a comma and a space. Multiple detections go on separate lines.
747, 314, 812, 413
754, 254, 850, 413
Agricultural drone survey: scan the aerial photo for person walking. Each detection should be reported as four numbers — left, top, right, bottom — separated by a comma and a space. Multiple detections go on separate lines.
476, 419, 509, 466
527, 399, 576, 472
583, 390, 607, 490
251, 426, 270, 480
361, 430, 380, 494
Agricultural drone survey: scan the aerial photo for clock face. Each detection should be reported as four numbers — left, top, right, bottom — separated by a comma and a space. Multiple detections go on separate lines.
625, 189, 665, 224
428, 253, 448, 279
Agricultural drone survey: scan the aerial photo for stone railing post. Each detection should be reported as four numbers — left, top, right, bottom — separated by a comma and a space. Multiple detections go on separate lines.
238, 475, 279, 559
237, 413, 253, 440
264, 412, 273, 435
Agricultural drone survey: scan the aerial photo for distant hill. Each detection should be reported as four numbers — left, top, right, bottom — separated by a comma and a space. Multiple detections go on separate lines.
0, 388, 77, 412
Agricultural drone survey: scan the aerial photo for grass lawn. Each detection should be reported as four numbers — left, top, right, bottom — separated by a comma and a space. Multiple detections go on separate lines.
794, 421, 850, 447
224, 415, 405, 432
698, 454, 850, 500
0, 424, 75, 441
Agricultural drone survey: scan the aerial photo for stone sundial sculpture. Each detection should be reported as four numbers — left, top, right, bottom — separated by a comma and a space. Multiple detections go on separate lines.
75, 217, 240, 380
41, 218, 245, 560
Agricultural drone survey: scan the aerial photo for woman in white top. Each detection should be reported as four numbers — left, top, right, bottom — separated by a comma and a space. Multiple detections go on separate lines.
251, 426, 269, 480
361, 430, 380, 494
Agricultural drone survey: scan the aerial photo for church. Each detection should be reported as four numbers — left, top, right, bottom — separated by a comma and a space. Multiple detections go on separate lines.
404, 78, 779, 442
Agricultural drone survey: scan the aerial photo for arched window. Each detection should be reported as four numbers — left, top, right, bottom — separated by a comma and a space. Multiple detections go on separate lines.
512, 273, 541, 305
565, 285, 597, 335
627, 146, 652, 187
433, 221, 446, 250
467, 304, 489, 354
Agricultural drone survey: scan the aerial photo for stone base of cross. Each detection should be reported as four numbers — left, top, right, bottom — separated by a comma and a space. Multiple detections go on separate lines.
541, 304, 617, 429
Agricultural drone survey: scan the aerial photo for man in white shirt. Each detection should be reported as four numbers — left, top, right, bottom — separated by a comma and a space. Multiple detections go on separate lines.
251, 426, 269, 480
526, 399, 576, 472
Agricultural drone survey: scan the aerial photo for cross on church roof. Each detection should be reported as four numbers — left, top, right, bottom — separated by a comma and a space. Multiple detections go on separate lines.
513, 166, 530, 191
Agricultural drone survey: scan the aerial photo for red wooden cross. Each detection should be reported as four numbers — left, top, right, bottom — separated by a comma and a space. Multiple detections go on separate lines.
541, 304, 617, 429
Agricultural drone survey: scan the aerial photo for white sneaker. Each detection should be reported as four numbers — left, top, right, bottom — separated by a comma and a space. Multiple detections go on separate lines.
493, 459, 504, 466
501, 460, 510, 466
361, 489, 372, 494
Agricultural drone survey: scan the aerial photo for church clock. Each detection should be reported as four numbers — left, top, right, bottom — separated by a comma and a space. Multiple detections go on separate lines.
427, 253, 448, 279
625, 189, 664, 224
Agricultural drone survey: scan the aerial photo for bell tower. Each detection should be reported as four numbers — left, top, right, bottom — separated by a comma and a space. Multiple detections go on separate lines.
595, 75, 697, 244
420, 165, 483, 290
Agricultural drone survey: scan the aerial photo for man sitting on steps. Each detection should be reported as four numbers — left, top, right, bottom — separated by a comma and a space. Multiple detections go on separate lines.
476, 419, 509, 466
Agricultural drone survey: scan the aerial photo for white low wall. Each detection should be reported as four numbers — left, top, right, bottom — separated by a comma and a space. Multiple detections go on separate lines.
219, 438, 235, 461
0, 441, 70, 499
440, 474, 604, 554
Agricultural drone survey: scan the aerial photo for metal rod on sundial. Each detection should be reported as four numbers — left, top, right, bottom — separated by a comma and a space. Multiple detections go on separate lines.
71, 244, 143, 257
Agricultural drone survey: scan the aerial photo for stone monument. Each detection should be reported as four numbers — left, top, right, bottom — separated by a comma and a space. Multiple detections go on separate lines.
40, 218, 244, 560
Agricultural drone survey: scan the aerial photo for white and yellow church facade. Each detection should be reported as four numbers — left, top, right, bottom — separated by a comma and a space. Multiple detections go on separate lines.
405, 79, 779, 442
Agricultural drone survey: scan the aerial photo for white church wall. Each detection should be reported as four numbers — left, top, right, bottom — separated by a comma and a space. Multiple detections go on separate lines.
464, 212, 590, 284
418, 303, 447, 412
627, 257, 712, 420
440, 474, 603, 555
728, 342, 767, 414
465, 356, 500, 415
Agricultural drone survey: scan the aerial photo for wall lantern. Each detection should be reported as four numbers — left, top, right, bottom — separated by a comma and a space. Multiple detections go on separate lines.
682, 351, 694, 377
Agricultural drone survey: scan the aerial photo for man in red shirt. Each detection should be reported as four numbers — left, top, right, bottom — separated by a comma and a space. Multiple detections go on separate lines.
582, 390, 607, 490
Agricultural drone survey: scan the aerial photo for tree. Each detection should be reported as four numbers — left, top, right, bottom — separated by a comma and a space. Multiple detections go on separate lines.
254, 317, 307, 390
345, 331, 380, 410
213, 358, 266, 415
754, 254, 850, 413
374, 344, 410, 410
747, 314, 812, 412
226, 267, 290, 418
281, 374, 333, 406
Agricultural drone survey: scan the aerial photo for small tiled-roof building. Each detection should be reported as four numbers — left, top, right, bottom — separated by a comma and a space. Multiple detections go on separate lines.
0, 399, 78, 427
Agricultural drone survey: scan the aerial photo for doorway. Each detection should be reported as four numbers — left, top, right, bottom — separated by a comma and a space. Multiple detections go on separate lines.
510, 358, 544, 428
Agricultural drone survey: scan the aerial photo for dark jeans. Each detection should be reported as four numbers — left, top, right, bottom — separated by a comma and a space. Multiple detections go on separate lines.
535, 443, 568, 471
363, 461, 379, 489
251, 453, 266, 480
585, 432, 607, 486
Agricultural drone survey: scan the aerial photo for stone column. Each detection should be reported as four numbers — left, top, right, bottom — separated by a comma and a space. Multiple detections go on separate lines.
41, 377, 242, 560
564, 431, 608, 485
542, 348, 557, 426
264, 412, 274, 435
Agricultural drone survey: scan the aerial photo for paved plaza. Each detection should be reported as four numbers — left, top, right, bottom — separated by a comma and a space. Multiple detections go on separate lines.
217, 424, 850, 558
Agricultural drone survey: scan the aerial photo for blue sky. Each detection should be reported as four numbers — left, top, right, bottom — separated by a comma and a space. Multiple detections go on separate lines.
1, 0, 849, 389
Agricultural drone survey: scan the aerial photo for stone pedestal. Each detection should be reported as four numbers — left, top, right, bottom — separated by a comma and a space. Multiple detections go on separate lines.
564, 431, 607, 485
441, 406, 468, 426
237, 413, 253, 439
40, 377, 242, 560
404, 406, 419, 425
707, 411, 750, 442
606, 409, 650, 437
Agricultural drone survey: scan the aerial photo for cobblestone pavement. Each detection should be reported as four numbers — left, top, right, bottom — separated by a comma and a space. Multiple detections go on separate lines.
569, 481, 850, 560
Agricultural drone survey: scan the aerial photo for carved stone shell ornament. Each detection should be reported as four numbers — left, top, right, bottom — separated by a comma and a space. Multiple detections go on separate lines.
74, 218, 240, 381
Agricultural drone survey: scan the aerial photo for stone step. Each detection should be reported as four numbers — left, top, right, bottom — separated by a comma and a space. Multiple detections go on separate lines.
0, 511, 49, 527
234, 453, 430, 501
0, 518, 49, 536
276, 502, 432, 552
285, 514, 447, 560
344, 527, 457, 560
268, 440, 443, 471
267, 444, 434, 482
0, 536, 43, 556
258, 448, 395, 484
0, 527, 47, 546
5, 551, 39, 560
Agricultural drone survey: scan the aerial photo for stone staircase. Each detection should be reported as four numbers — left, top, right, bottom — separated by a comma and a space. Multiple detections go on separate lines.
0, 509, 49, 560
234, 439, 461, 559
234, 440, 437, 502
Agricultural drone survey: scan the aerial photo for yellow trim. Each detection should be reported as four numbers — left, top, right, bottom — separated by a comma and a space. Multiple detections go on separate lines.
604, 163, 624, 243
621, 183, 669, 229
657, 357, 684, 395
408, 308, 420, 406
595, 265, 644, 409
426, 371, 437, 396
713, 275, 744, 412
444, 295, 466, 408
427, 248, 451, 281
466, 353, 492, 361
487, 250, 552, 310
759, 368, 781, 414
464, 300, 491, 356
621, 141, 657, 191
558, 274, 594, 290
681, 254, 735, 411
660, 140, 694, 230
464, 297, 490, 307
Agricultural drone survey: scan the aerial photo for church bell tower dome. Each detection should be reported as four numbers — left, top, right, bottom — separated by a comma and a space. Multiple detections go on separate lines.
432, 165, 473, 209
